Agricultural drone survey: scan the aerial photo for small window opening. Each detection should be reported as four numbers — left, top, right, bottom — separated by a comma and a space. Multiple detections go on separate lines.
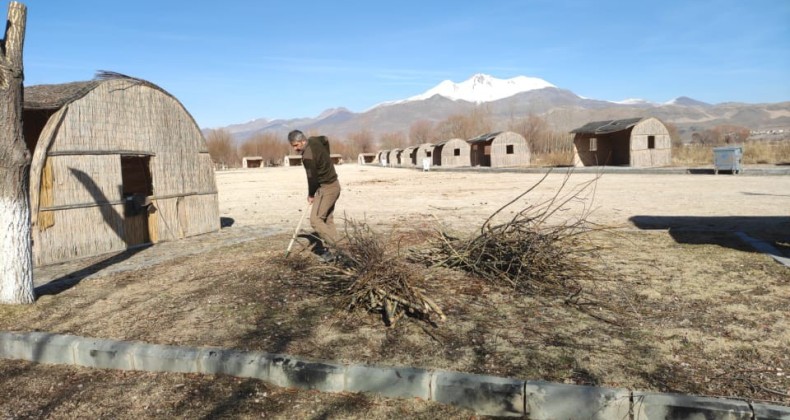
648, 135, 655, 149
590, 137, 597, 152
506, 145, 514, 154
454, 148, 461, 156
426, 151, 432, 157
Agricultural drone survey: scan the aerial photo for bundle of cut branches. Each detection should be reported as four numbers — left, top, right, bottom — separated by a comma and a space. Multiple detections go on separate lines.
414, 170, 603, 298
310, 221, 445, 327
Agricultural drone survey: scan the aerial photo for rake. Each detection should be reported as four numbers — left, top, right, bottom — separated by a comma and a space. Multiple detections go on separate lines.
285, 203, 311, 258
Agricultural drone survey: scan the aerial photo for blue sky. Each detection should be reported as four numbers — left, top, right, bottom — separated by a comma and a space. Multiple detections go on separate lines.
17, 0, 790, 129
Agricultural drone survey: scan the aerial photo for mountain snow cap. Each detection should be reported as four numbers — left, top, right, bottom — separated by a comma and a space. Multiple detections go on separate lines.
406, 73, 556, 103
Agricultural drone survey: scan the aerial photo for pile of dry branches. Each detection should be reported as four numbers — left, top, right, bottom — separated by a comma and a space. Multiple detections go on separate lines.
309, 221, 445, 327
413, 170, 603, 299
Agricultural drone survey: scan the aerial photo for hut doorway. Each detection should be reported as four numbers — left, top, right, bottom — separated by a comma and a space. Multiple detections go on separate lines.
121, 155, 153, 246
471, 143, 491, 167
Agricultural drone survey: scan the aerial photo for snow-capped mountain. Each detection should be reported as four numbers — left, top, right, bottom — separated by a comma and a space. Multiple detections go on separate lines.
614, 98, 655, 106
212, 73, 787, 143
401, 73, 556, 104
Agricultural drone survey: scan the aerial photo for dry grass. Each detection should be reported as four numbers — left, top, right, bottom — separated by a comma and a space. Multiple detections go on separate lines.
672, 140, 790, 166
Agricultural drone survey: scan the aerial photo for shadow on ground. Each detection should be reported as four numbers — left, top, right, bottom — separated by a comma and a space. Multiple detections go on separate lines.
629, 215, 790, 256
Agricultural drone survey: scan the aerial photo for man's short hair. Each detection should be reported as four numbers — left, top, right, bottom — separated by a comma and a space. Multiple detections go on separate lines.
288, 130, 306, 143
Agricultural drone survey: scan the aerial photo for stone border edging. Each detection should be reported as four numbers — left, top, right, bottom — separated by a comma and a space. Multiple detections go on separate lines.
1, 331, 788, 418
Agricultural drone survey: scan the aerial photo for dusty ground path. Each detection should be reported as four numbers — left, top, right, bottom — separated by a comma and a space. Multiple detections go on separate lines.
220, 164, 790, 235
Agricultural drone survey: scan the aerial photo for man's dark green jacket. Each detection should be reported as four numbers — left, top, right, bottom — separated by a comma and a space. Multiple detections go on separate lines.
301, 135, 338, 197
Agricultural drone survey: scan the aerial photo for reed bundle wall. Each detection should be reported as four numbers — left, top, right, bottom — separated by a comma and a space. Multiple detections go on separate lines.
573, 117, 671, 167
440, 138, 471, 167
387, 149, 401, 167
401, 147, 417, 167
415, 143, 434, 166
491, 132, 530, 168
630, 118, 672, 167
27, 78, 219, 266
357, 153, 376, 165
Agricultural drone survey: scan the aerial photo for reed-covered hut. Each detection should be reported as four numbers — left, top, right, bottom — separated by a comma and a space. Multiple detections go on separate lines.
242, 156, 263, 168
387, 149, 402, 167
329, 154, 344, 165
469, 131, 530, 168
283, 155, 303, 166
570, 117, 671, 167
401, 146, 418, 167
378, 150, 389, 166
24, 73, 220, 266
415, 143, 435, 166
357, 153, 377, 165
439, 138, 471, 167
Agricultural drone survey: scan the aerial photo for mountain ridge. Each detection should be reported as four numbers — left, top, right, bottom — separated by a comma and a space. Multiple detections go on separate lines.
210, 74, 789, 143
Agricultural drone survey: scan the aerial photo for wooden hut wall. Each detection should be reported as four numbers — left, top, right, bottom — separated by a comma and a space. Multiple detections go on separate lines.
440, 138, 471, 167
490, 132, 530, 168
629, 118, 672, 167
29, 79, 219, 266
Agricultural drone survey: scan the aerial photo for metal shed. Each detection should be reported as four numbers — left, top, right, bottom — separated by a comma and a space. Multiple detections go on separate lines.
24, 74, 220, 266
570, 117, 671, 167
469, 131, 530, 168
439, 138, 471, 167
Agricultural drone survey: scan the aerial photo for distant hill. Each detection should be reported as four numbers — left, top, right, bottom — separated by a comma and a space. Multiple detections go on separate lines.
210, 74, 790, 143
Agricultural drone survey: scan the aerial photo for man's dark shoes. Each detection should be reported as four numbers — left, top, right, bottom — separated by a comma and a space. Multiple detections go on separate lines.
319, 250, 336, 263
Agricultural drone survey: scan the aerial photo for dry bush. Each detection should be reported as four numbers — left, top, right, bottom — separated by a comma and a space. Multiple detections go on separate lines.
297, 221, 445, 327
671, 144, 712, 166
413, 170, 603, 300
743, 140, 790, 164
205, 128, 239, 168
239, 132, 289, 166
673, 140, 790, 166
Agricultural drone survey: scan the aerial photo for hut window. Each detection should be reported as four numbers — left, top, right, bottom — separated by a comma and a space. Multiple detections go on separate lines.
590, 137, 598, 151
454, 148, 461, 156
648, 135, 655, 149
426, 151, 432, 157
506, 145, 514, 154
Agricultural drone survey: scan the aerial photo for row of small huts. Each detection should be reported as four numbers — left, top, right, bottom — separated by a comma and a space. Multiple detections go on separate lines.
359, 117, 672, 169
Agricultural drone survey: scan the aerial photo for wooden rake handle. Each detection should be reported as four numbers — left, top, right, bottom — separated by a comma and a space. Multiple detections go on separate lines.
285, 203, 311, 258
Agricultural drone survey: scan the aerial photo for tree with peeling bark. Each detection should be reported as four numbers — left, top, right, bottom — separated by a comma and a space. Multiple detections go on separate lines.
0, 1, 34, 304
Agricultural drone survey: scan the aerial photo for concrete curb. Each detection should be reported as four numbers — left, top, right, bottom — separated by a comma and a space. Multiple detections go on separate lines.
1, 331, 788, 418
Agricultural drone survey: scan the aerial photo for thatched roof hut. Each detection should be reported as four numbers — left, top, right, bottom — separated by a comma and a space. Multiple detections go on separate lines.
284, 155, 303, 166
401, 146, 418, 167
24, 74, 220, 266
570, 117, 671, 167
415, 143, 435, 166
387, 149, 402, 167
378, 150, 389, 166
357, 153, 377, 165
469, 131, 530, 168
242, 156, 263, 168
439, 138, 471, 167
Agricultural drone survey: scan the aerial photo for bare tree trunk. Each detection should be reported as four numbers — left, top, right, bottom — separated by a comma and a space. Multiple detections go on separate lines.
0, 1, 34, 304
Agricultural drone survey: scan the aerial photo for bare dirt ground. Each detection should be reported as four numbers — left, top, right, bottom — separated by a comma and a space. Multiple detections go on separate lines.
2, 164, 789, 418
